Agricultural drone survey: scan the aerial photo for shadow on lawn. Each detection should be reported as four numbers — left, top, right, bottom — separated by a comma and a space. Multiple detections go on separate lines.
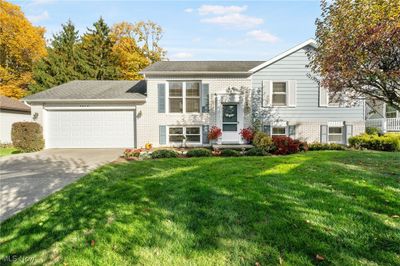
0, 152, 399, 265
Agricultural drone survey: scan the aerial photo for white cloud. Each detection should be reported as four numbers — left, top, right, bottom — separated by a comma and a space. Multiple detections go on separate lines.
201, 13, 263, 29
27, 11, 49, 23
184, 8, 194, 13
171, 52, 193, 60
198, 5, 247, 15
247, 30, 279, 43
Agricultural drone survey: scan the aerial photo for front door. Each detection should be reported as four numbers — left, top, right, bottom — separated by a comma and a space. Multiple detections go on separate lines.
222, 104, 240, 143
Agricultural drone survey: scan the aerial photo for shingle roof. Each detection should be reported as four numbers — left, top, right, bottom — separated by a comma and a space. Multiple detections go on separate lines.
0, 96, 31, 112
24, 80, 147, 102
141, 61, 264, 73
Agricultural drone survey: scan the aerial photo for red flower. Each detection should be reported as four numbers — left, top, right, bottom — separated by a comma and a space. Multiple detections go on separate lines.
239, 127, 254, 142
208, 126, 222, 140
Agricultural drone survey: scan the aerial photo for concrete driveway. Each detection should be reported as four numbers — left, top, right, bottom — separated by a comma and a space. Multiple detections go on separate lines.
0, 149, 122, 222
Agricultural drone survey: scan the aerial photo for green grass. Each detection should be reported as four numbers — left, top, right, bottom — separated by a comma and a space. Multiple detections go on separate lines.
1, 151, 399, 265
0, 147, 20, 157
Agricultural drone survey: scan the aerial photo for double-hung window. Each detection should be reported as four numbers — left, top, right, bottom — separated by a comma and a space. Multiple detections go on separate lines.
386, 105, 397, 118
271, 127, 287, 136
328, 127, 343, 143
169, 82, 183, 113
272, 82, 287, 106
168, 126, 201, 143
168, 81, 200, 113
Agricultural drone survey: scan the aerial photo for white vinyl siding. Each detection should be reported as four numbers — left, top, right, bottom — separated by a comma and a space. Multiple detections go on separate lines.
253, 47, 364, 121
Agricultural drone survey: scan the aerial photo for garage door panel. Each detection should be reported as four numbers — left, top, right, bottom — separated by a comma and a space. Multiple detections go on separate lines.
46, 110, 134, 148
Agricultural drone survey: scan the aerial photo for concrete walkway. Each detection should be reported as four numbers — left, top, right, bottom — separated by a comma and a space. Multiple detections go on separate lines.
0, 149, 122, 222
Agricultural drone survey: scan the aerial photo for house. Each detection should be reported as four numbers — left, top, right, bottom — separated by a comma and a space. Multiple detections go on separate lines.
23, 39, 365, 149
365, 101, 400, 132
0, 96, 31, 144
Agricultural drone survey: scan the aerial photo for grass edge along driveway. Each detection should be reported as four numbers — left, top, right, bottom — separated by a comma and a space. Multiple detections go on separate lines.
0, 151, 399, 265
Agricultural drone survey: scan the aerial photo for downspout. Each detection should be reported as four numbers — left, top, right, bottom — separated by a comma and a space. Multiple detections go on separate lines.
134, 107, 137, 148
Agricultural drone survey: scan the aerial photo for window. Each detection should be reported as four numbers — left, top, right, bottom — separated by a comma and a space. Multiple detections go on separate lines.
272, 127, 286, 136
168, 81, 201, 113
169, 82, 183, 113
272, 82, 287, 106
328, 127, 343, 143
386, 105, 397, 118
168, 126, 201, 143
186, 82, 200, 112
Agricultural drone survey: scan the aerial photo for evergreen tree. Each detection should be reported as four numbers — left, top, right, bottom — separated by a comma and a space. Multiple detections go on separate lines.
30, 20, 87, 93
81, 17, 119, 80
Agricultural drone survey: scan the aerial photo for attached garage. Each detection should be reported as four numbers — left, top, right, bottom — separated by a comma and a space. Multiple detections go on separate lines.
23, 80, 146, 149
45, 109, 135, 148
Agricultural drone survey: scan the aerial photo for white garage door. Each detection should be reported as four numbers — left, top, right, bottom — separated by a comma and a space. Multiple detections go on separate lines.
46, 110, 135, 148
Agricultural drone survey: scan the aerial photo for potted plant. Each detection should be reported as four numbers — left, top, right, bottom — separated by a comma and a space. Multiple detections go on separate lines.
208, 126, 222, 144
239, 127, 254, 144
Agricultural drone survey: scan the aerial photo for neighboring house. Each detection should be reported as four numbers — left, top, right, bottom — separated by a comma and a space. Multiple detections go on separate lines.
0, 96, 31, 144
24, 39, 365, 149
365, 101, 400, 132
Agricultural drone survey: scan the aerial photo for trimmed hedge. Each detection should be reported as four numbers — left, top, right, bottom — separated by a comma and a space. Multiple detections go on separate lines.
308, 143, 346, 151
220, 149, 240, 157
151, 149, 179, 159
349, 133, 400, 151
245, 147, 270, 156
186, 148, 212, 157
11, 122, 44, 152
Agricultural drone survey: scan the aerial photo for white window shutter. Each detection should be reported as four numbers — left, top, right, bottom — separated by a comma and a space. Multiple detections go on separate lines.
288, 80, 296, 107
262, 80, 271, 107
319, 86, 328, 107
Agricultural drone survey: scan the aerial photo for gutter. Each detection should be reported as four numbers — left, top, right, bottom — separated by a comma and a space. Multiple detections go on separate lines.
139, 71, 251, 75
24, 98, 147, 103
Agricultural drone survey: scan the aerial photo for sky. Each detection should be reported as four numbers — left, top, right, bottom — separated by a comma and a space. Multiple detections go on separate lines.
13, 0, 322, 60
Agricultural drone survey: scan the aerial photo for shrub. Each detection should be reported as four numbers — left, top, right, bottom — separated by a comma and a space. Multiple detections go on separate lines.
252, 132, 275, 152
349, 133, 400, 151
366, 127, 383, 136
245, 147, 270, 156
239, 127, 254, 143
151, 149, 179, 159
298, 140, 309, 152
208, 126, 222, 141
220, 149, 240, 157
124, 148, 142, 159
186, 148, 212, 157
11, 122, 44, 152
272, 136, 300, 155
308, 143, 346, 151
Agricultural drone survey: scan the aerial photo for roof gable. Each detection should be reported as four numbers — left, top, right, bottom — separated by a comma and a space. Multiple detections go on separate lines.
249, 39, 316, 73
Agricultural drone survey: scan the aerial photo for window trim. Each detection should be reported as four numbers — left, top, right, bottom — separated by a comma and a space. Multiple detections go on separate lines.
167, 126, 202, 144
385, 103, 398, 118
271, 81, 288, 107
167, 81, 202, 114
271, 126, 287, 136
328, 126, 343, 144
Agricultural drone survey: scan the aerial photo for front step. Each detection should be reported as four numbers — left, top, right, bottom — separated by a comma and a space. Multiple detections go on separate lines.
212, 144, 254, 151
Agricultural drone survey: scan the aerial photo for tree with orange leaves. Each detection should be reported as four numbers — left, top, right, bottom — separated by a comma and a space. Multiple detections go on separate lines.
0, 0, 47, 99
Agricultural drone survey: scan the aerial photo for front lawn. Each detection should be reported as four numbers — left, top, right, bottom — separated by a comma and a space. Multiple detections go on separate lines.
0, 147, 20, 157
1, 151, 399, 265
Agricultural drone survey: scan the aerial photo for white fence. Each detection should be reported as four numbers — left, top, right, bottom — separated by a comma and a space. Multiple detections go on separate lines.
366, 118, 400, 132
